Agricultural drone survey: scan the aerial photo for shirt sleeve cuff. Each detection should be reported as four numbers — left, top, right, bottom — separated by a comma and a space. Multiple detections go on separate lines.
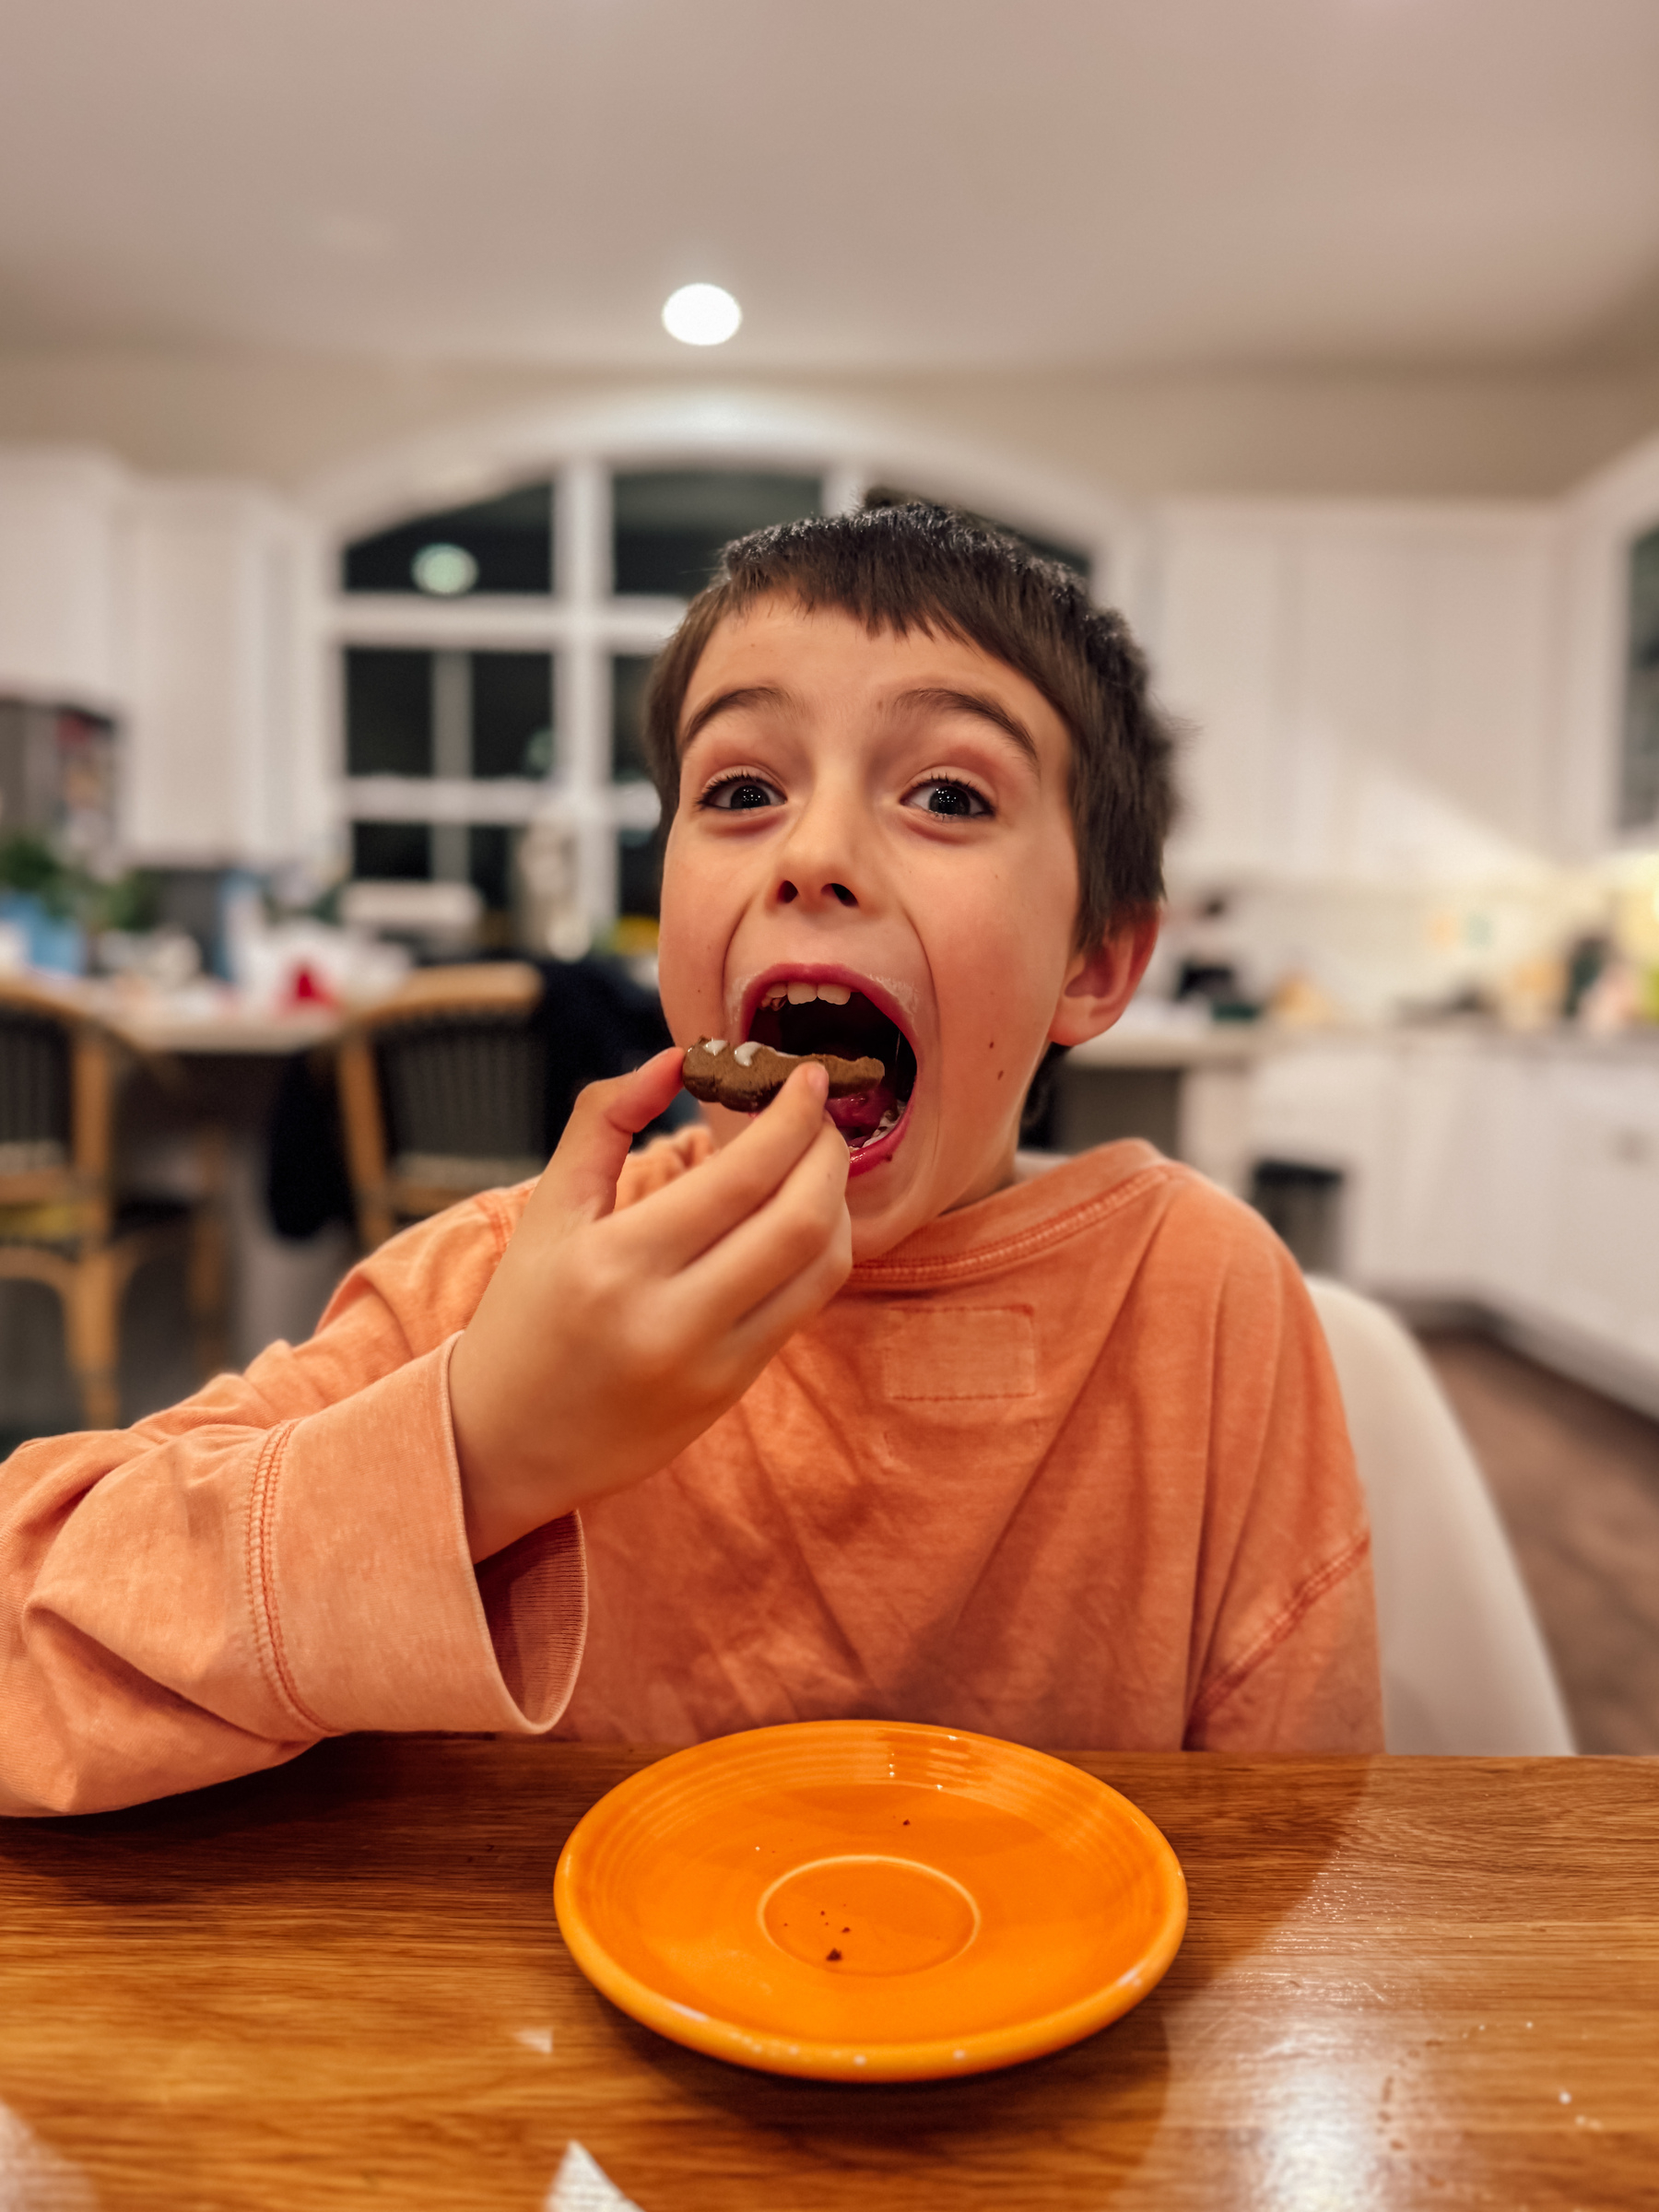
250, 1335, 586, 1736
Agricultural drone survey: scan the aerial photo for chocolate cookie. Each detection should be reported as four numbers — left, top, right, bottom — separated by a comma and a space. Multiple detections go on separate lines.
681, 1036, 885, 1112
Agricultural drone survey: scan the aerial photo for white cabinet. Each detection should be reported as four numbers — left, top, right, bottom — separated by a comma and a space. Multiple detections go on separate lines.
0, 447, 127, 711
119, 483, 320, 865
1149, 511, 1288, 877
1364, 1038, 1491, 1293
1245, 1037, 1394, 1279
1151, 499, 1560, 882
1247, 1031, 1659, 1414
0, 451, 321, 865
1531, 1061, 1659, 1373
1468, 1043, 1552, 1313
1246, 1032, 1489, 1292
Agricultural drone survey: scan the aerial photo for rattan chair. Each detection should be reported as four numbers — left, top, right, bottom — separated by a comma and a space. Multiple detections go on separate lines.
0, 979, 226, 1431
335, 964, 547, 1252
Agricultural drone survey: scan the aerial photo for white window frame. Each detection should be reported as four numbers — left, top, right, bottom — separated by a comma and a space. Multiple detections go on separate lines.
303, 391, 1141, 929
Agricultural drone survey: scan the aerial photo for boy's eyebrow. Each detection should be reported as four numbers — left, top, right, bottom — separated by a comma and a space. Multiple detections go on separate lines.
891, 687, 1041, 768
679, 685, 796, 749
677, 680, 1041, 768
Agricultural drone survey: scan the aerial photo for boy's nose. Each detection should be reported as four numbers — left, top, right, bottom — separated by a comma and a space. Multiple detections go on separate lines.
771, 786, 867, 912
778, 879, 858, 909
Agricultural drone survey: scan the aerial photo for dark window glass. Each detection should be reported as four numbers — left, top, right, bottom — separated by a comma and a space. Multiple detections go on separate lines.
870, 487, 1092, 583
613, 470, 821, 597
1008, 525, 1092, 582
472, 652, 556, 780
468, 824, 514, 913
352, 821, 431, 879
342, 481, 555, 596
618, 828, 663, 919
611, 654, 654, 782
346, 649, 432, 777
1622, 524, 1659, 830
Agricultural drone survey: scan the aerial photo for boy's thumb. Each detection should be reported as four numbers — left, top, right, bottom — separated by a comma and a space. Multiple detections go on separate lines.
536, 1047, 686, 1229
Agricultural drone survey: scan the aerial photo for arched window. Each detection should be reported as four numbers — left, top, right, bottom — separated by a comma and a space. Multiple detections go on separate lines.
321, 407, 1122, 956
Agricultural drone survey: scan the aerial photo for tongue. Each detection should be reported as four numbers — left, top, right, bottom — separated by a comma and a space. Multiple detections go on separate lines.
828, 1079, 900, 1145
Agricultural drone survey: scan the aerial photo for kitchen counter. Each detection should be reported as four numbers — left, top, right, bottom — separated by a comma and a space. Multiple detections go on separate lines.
1067, 1018, 1269, 1068
1088, 1012, 1659, 1065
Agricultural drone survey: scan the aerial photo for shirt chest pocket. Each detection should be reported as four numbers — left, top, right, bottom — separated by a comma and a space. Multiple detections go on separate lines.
877, 1305, 1037, 1401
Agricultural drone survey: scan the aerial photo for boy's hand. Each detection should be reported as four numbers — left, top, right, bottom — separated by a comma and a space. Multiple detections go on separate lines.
449, 1048, 852, 1562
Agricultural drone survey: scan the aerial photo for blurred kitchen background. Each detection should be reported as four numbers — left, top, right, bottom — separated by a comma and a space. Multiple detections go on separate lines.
3, 0, 1659, 1747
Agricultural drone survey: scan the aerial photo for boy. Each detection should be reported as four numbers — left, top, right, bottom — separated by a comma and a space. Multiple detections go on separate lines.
0, 501, 1381, 1817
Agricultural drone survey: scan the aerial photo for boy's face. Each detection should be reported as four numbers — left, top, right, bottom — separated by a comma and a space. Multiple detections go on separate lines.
657, 596, 1151, 1258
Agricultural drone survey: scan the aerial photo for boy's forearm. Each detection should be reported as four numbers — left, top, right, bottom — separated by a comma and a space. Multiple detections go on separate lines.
0, 1339, 585, 1818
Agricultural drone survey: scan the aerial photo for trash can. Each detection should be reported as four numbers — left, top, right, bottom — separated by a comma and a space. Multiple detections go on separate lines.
1250, 1158, 1344, 1276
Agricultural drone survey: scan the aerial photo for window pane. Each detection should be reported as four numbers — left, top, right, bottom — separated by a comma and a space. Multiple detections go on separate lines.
612, 470, 821, 597
611, 654, 654, 782
1621, 524, 1659, 830
342, 481, 555, 596
352, 821, 431, 879
1012, 527, 1092, 582
473, 652, 556, 780
618, 827, 663, 919
468, 824, 514, 914
346, 649, 432, 777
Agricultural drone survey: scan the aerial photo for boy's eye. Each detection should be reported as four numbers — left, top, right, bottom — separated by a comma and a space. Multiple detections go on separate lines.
903, 778, 993, 820
700, 772, 783, 811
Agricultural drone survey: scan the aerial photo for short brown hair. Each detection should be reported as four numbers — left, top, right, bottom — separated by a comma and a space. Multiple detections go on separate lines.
643, 496, 1177, 947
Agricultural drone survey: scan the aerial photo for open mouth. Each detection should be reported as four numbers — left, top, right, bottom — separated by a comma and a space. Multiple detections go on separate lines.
747, 977, 918, 1157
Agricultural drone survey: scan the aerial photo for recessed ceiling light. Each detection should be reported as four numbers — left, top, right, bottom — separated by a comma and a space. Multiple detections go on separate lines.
411, 542, 478, 595
662, 284, 742, 347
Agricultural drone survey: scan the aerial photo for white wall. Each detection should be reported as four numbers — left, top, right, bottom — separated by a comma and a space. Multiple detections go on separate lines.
2, 347, 1659, 500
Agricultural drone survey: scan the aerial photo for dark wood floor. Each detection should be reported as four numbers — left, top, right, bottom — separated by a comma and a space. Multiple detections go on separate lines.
1418, 1330, 1659, 1756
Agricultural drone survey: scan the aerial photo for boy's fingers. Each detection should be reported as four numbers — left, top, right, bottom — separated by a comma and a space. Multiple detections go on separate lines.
722, 1187, 854, 1369
609, 1062, 835, 1273
535, 1048, 686, 1230
666, 1115, 850, 1337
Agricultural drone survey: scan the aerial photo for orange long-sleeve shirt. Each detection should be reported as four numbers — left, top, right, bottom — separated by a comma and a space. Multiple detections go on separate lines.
0, 1136, 1381, 1816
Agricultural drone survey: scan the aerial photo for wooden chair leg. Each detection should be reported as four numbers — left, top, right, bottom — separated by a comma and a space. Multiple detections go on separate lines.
188, 1124, 230, 1381
64, 1249, 121, 1432
187, 1217, 228, 1384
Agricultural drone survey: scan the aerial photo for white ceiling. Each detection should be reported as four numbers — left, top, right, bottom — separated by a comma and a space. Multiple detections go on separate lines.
2, 0, 1658, 375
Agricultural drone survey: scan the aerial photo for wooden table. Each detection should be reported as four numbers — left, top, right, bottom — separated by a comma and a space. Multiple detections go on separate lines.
9, 972, 347, 1059
117, 1006, 344, 1056
1, 1742, 1653, 2210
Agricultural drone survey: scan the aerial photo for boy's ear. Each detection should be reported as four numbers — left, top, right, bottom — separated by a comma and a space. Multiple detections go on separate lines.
1047, 911, 1161, 1048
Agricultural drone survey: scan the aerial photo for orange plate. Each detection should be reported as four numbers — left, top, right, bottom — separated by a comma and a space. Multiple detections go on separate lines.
554, 1720, 1187, 2082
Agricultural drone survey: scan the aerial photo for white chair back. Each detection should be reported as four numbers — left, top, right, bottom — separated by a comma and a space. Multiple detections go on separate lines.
1308, 1277, 1574, 1756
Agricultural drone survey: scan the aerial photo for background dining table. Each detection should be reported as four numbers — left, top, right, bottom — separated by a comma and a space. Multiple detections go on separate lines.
0, 1739, 1653, 2210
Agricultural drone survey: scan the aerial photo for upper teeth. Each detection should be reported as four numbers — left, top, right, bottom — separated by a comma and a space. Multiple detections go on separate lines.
765, 981, 853, 1008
